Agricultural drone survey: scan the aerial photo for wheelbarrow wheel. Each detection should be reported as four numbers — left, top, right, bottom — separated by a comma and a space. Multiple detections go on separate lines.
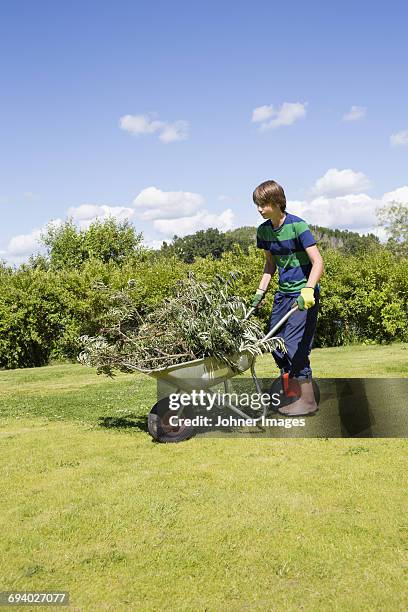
270, 375, 321, 409
148, 397, 195, 443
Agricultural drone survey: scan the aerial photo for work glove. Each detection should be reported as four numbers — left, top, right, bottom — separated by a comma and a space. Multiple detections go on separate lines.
251, 288, 266, 309
297, 287, 315, 311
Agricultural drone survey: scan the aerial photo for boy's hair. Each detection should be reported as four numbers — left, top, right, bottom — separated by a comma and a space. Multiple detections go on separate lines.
253, 180, 286, 212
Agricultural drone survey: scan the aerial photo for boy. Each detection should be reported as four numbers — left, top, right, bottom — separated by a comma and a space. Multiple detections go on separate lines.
251, 180, 324, 416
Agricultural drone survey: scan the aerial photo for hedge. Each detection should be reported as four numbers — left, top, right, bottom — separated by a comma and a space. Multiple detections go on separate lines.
0, 246, 407, 369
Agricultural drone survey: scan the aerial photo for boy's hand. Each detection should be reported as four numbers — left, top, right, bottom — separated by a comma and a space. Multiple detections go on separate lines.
297, 287, 315, 310
251, 289, 266, 309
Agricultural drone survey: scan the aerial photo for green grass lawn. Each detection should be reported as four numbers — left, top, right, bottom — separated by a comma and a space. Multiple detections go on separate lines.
0, 344, 407, 610
256, 341, 408, 377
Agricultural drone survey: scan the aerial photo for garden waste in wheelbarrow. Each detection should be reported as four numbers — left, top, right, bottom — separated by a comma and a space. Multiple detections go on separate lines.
125, 302, 320, 442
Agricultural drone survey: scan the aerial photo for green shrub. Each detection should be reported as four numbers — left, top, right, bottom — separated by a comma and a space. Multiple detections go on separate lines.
0, 243, 407, 369
315, 249, 408, 346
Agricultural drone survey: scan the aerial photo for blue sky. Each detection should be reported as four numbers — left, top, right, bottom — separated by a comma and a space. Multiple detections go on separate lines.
1, 0, 407, 263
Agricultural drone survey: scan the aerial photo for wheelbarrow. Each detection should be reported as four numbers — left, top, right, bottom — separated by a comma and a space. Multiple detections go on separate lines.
128, 303, 320, 442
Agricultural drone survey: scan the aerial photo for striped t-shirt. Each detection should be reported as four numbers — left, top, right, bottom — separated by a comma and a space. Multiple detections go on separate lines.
257, 213, 317, 294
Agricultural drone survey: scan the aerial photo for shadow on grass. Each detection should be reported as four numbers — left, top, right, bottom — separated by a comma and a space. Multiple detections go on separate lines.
98, 414, 149, 433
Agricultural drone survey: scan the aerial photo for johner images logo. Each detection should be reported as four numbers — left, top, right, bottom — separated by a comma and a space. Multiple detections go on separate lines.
167, 390, 307, 429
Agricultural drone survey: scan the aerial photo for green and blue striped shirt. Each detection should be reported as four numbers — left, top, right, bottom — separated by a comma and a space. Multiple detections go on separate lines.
257, 213, 317, 294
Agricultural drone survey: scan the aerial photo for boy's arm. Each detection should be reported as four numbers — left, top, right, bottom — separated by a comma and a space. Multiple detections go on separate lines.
304, 245, 324, 288
259, 250, 276, 290
297, 245, 324, 310
251, 250, 276, 308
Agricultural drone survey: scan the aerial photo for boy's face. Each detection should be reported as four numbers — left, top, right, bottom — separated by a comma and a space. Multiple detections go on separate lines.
255, 200, 280, 219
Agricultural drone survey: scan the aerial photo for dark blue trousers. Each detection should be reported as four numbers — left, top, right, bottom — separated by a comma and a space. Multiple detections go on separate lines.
269, 289, 320, 380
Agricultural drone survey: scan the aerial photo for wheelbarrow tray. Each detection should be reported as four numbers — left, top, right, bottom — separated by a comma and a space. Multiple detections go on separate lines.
125, 351, 255, 392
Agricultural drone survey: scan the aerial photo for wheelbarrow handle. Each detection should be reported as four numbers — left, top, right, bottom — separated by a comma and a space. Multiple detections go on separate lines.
245, 301, 298, 343
259, 302, 298, 344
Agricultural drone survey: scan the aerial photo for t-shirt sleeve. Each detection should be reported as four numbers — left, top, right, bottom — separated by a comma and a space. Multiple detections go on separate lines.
256, 227, 269, 250
298, 224, 316, 249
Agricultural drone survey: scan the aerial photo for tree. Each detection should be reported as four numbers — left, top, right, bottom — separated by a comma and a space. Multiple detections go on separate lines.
310, 225, 380, 254
41, 218, 144, 269
161, 226, 260, 262
162, 228, 228, 263
82, 218, 143, 264
41, 219, 83, 269
377, 201, 408, 256
225, 226, 257, 253
161, 224, 383, 262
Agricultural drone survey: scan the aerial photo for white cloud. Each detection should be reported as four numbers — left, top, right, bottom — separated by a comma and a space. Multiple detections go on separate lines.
133, 186, 233, 239
1, 199, 140, 264
218, 195, 232, 201
382, 186, 408, 204
252, 102, 307, 130
143, 237, 165, 250
342, 105, 366, 121
289, 193, 380, 233
313, 168, 372, 197
159, 121, 189, 143
252, 105, 275, 123
23, 191, 37, 199
120, 113, 189, 143
6, 228, 42, 256
153, 209, 234, 237
119, 114, 164, 135
390, 130, 408, 147
68, 204, 135, 228
1, 218, 63, 263
285, 169, 401, 237
132, 186, 204, 220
